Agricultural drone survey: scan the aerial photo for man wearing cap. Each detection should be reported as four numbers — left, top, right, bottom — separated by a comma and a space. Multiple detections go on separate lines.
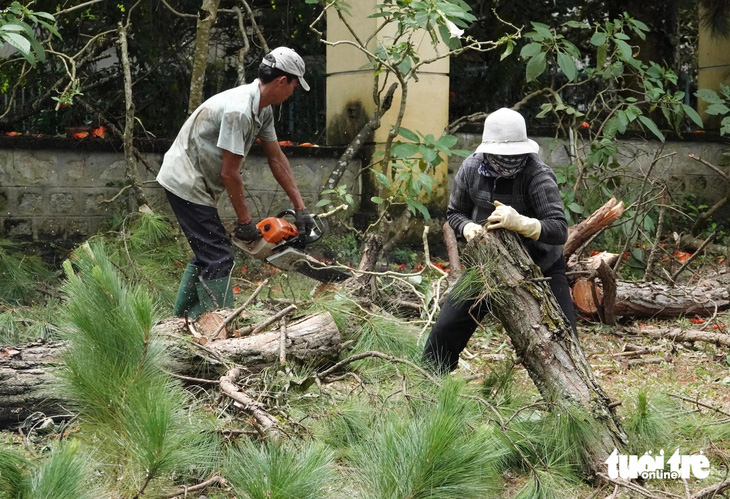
422, 107, 577, 373
157, 47, 314, 318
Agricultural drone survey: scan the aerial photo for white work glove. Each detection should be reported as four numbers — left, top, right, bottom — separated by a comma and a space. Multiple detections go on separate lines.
486, 201, 542, 240
462, 222, 482, 242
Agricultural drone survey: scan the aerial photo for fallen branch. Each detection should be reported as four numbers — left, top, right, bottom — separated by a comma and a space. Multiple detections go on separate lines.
595, 473, 661, 498
212, 279, 269, 339
279, 318, 287, 365
161, 475, 227, 498
691, 478, 730, 499
671, 232, 715, 281
666, 393, 730, 419
236, 304, 297, 337
316, 350, 441, 385
564, 198, 625, 259
638, 327, 730, 348
219, 367, 281, 439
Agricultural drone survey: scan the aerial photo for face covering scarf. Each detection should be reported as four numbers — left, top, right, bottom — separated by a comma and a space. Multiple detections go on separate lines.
478, 154, 528, 178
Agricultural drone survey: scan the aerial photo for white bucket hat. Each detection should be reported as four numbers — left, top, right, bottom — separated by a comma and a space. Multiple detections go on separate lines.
262, 47, 310, 91
475, 108, 539, 155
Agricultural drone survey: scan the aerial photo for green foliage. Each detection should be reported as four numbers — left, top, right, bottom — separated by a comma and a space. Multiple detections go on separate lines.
513, 468, 580, 499
225, 439, 336, 499
0, 239, 54, 305
624, 392, 673, 453
91, 211, 190, 311
370, 129, 470, 220
312, 398, 376, 459
696, 84, 730, 135
0, 443, 95, 499
316, 185, 356, 210
0, 448, 29, 498
516, 12, 706, 251
0, 1, 59, 66
0, 299, 61, 344
348, 378, 501, 498
60, 242, 219, 495
28, 442, 94, 499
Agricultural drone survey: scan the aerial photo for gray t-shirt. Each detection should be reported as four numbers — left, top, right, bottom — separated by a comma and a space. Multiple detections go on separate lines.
157, 79, 277, 206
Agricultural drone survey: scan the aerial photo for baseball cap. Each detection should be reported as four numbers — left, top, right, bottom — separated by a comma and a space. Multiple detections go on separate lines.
262, 47, 310, 91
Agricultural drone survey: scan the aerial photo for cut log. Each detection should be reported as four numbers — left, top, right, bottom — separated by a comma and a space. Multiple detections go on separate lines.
0, 312, 340, 428
566, 251, 620, 280
564, 198, 625, 258
463, 229, 627, 478
571, 278, 730, 318
0, 343, 65, 427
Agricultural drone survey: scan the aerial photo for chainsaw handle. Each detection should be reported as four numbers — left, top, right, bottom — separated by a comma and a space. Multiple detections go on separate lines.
276, 209, 323, 244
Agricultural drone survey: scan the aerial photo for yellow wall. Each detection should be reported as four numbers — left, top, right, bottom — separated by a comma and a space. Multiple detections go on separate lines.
697, 7, 730, 127
325, 0, 452, 206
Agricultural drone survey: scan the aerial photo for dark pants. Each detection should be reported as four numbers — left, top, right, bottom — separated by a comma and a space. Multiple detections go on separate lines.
165, 189, 234, 280
423, 257, 577, 373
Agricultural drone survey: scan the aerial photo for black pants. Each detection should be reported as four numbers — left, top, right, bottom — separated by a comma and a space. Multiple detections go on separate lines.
165, 189, 234, 280
422, 257, 577, 373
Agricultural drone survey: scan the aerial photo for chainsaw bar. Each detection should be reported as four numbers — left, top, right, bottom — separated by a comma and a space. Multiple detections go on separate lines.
266, 247, 351, 283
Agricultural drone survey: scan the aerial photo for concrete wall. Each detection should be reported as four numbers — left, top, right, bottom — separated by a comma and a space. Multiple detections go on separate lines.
0, 138, 361, 244
1, 133, 728, 245
449, 133, 730, 210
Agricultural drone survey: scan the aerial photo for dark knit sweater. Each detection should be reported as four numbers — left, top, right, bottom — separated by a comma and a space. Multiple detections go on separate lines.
447, 152, 568, 271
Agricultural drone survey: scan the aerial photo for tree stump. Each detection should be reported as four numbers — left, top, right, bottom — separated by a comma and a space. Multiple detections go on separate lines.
0, 312, 340, 428
462, 229, 627, 477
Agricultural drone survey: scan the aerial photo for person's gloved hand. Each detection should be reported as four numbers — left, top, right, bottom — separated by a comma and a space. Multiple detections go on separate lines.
462, 222, 482, 242
486, 201, 542, 240
233, 220, 262, 242
295, 209, 315, 238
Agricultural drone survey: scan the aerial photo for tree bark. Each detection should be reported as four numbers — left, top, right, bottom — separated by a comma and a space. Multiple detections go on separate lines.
463, 229, 627, 477
571, 278, 730, 318
0, 312, 339, 428
442, 221, 461, 284
117, 21, 148, 208
564, 198, 625, 259
188, 0, 221, 113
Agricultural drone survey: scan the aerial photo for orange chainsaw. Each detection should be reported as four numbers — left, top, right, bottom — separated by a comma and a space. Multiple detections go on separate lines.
231, 209, 350, 283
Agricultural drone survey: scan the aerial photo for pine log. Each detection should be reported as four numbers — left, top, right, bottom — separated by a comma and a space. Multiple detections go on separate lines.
0, 312, 340, 428
463, 229, 627, 477
0, 343, 65, 427
564, 198, 625, 258
566, 252, 620, 280
571, 278, 730, 318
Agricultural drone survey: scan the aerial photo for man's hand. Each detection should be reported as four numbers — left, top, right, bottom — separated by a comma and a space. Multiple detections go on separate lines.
233, 220, 262, 242
295, 209, 315, 238
462, 222, 482, 242
486, 201, 541, 240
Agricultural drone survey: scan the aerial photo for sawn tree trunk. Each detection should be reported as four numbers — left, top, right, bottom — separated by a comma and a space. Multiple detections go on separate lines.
463, 229, 627, 477
0, 312, 339, 428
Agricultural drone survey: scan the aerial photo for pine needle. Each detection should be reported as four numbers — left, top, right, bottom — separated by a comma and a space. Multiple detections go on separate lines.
225, 439, 336, 499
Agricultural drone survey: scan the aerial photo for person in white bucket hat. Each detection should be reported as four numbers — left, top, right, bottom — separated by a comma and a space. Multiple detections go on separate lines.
157, 47, 313, 319
422, 107, 576, 373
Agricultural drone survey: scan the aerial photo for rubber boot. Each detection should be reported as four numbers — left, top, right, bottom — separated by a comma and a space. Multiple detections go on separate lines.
195, 276, 234, 314
174, 264, 203, 318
